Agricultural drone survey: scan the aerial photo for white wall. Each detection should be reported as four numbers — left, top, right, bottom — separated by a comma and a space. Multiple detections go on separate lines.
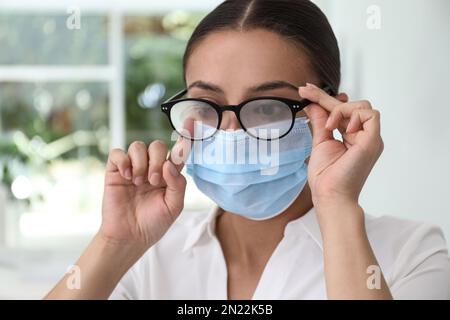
317, 0, 450, 243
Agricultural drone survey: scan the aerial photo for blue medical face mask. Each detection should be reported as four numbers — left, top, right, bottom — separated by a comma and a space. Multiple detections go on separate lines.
186, 117, 312, 220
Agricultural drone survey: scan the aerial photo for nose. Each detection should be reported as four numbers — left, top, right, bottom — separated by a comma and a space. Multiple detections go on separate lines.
220, 110, 242, 131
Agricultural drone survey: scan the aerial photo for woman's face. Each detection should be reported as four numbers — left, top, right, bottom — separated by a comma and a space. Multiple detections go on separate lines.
185, 28, 319, 131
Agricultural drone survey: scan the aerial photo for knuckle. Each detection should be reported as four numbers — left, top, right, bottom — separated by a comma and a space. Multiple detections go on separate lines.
179, 175, 187, 187
349, 107, 360, 117
360, 100, 372, 108
128, 140, 146, 151
148, 161, 162, 172
110, 148, 123, 156
132, 162, 147, 175
109, 148, 125, 160
149, 139, 168, 154
332, 105, 343, 114
330, 106, 344, 119
150, 139, 167, 148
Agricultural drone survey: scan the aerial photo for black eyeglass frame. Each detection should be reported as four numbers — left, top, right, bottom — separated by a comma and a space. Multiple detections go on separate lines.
161, 85, 335, 141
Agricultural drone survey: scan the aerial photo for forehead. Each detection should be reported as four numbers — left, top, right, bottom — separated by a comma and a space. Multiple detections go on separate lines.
185, 28, 315, 89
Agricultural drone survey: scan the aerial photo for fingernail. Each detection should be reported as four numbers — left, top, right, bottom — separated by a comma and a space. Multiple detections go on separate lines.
134, 176, 144, 186
168, 162, 179, 177
299, 85, 308, 92
306, 82, 317, 88
298, 86, 308, 98
149, 173, 160, 186
124, 169, 132, 180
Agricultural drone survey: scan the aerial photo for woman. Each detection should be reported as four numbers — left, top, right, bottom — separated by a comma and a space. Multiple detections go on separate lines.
46, 0, 450, 299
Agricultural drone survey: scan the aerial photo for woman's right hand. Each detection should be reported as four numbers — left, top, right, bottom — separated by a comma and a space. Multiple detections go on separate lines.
99, 138, 190, 251
45, 138, 191, 300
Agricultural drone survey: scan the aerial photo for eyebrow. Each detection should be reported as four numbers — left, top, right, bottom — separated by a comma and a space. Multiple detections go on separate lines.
187, 80, 300, 95
249, 80, 299, 93
187, 81, 225, 94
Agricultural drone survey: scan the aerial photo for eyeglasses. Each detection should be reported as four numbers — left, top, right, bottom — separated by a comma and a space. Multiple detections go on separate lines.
161, 85, 335, 141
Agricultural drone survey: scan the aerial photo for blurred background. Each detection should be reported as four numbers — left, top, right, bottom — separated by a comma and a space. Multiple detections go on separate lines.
0, 0, 449, 298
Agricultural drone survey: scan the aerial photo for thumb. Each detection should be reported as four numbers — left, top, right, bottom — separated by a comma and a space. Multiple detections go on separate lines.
162, 160, 187, 216
304, 103, 334, 147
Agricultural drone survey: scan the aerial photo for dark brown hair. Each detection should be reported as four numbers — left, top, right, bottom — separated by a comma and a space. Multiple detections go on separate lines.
183, 0, 341, 93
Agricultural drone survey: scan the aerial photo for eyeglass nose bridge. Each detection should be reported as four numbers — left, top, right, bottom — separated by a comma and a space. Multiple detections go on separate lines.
220, 104, 241, 112
218, 105, 244, 129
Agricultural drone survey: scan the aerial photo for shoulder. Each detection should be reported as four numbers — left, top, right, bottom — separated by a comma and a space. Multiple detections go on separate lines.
365, 214, 447, 246
365, 214, 448, 257
364, 214, 450, 299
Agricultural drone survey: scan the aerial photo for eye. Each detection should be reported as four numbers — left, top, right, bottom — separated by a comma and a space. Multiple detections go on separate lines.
181, 103, 217, 120
196, 107, 215, 117
240, 99, 292, 125
252, 103, 283, 117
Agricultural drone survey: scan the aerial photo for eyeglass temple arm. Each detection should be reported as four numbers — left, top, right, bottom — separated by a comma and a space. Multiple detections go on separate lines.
163, 89, 188, 103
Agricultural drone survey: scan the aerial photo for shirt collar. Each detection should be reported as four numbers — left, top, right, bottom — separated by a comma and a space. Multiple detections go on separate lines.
182, 205, 323, 253
182, 205, 222, 253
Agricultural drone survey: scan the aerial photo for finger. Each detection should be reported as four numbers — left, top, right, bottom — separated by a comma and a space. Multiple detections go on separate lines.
128, 141, 149, 186
168, 118, 195, 172
303, 103, 333, 147
299, 83, 343, 113
162, 160, 187, 216
337, 118, 350, 135
346, 111, 363, 133
106, 148, 132, 180
326, 100, 372, 131
348, 109, 383, 159
347, 109, 381, 136
148, 140, 168, 186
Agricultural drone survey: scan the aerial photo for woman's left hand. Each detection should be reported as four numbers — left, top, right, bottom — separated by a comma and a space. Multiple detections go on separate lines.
299, 83, 384, 211
299, 83, 392, 299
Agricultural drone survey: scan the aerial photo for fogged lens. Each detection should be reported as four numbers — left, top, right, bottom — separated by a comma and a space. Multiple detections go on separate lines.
170, 100, 219, 140
240, 99, 293, 139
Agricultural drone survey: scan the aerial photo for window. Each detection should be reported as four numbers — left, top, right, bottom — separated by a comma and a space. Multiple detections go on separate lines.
0, 2, 219, 254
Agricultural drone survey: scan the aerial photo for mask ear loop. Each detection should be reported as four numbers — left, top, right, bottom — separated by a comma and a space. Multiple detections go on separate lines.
294, 116, 310, 125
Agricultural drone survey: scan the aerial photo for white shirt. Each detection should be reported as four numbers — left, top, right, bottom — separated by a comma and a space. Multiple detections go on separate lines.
109, 206, 450, 300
